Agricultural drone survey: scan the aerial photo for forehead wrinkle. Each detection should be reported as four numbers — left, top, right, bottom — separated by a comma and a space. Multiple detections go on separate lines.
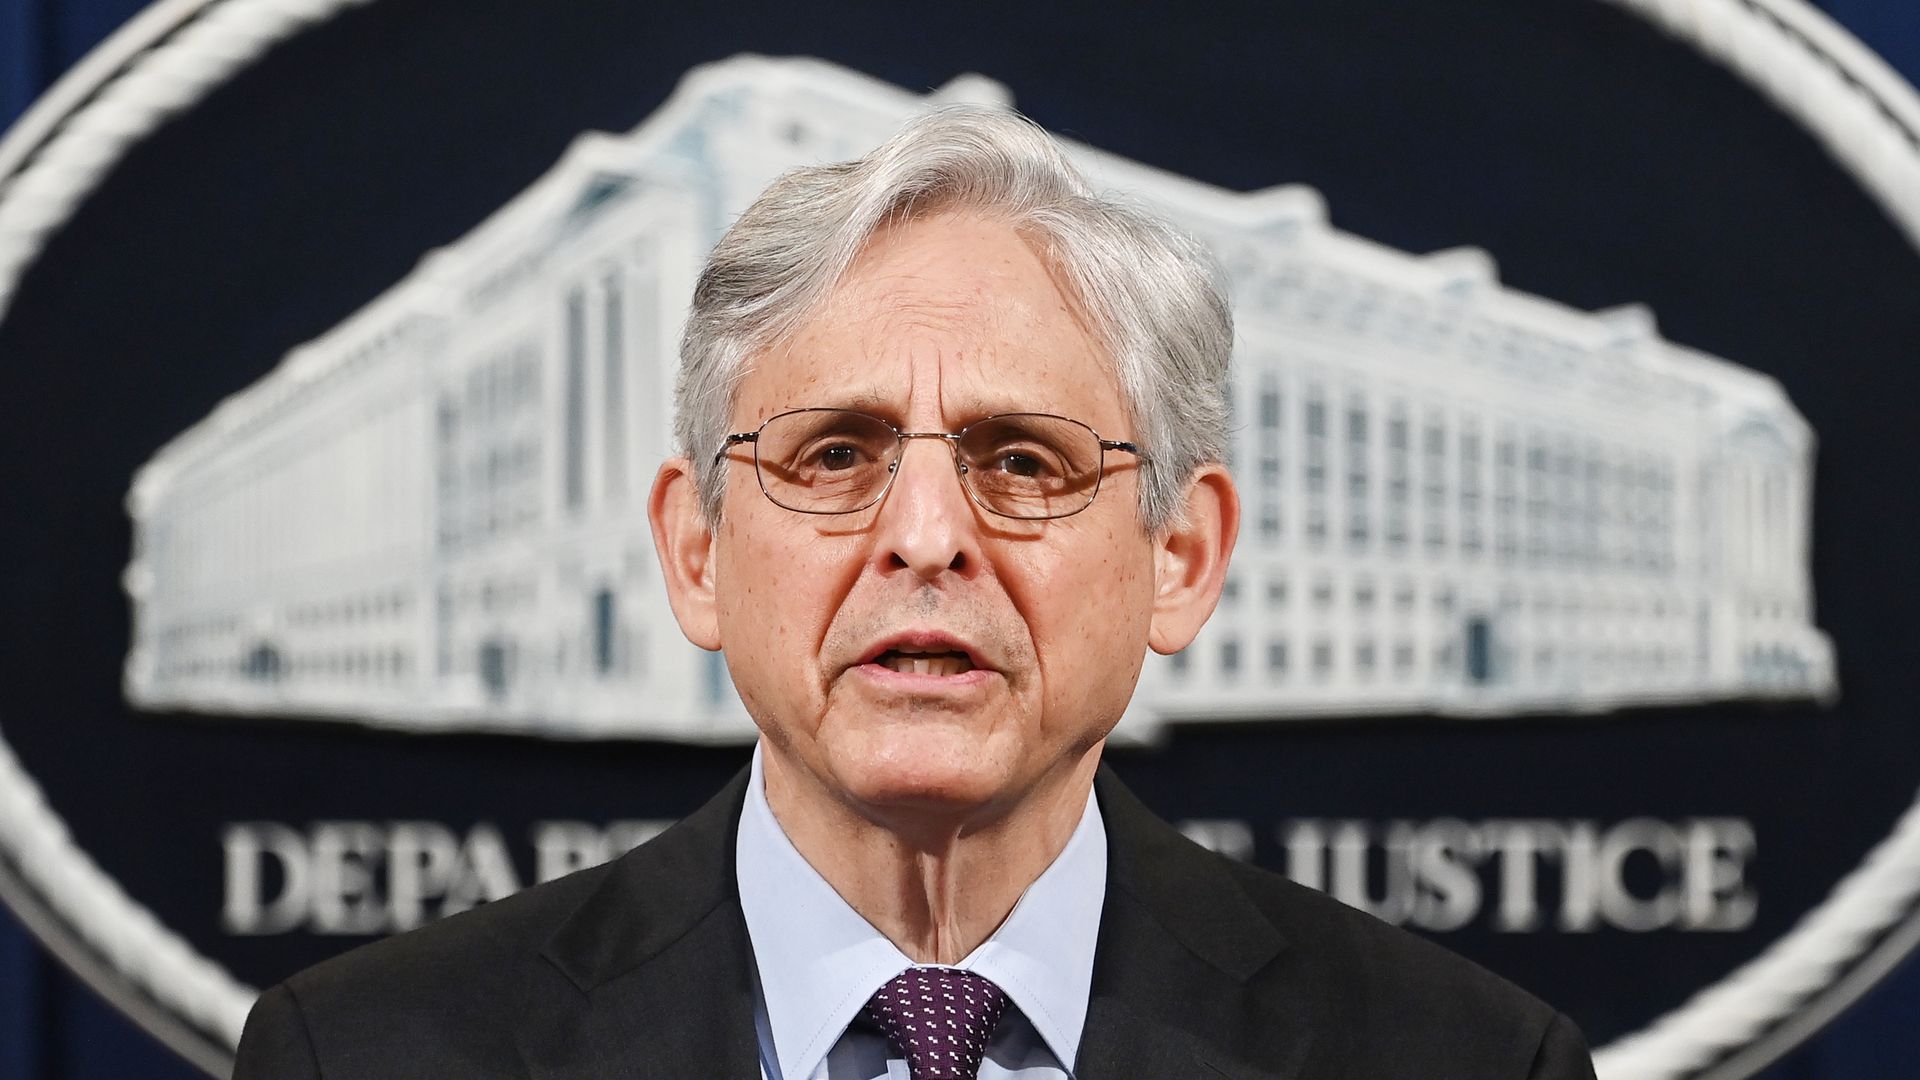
848, 295, 999, 429
863, 294, 997, 355
778, 213, 1124, 430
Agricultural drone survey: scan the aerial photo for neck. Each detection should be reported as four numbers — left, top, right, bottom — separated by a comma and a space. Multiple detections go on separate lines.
761, 748, 1101, 965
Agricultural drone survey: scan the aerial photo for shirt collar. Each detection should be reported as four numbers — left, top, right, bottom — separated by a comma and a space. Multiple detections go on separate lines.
736, 745, 1106, 1080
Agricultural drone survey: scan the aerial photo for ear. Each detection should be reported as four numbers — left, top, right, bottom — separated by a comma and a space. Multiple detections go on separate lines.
648, 457, 722, 651
1148, 463, 1239, 655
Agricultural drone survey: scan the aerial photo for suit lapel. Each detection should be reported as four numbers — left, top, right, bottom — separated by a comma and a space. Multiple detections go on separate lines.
1076, 769, 1316, 1080
509, 766, 1318, 1078
519, 771, 763, 1080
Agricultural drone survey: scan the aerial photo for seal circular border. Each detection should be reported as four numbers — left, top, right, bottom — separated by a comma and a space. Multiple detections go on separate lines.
1, 0, 1918, 1075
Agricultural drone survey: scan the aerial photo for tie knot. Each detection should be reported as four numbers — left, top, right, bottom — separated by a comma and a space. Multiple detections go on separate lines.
863, 967, 1010, 1080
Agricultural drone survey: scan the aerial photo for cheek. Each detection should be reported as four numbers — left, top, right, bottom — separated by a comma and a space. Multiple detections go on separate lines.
717, 516, 798, 666
1015, 523, 1157, 673
717, 509, 849, 667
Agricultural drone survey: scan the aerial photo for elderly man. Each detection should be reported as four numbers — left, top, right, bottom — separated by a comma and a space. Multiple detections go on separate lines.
233, 107, 1595, 1080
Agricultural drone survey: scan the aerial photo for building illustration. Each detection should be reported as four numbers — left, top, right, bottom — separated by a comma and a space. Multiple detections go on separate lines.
120, 55, 1836, 741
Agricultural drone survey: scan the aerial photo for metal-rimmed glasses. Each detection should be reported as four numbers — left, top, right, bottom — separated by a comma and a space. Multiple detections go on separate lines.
714, 408, 1143, 520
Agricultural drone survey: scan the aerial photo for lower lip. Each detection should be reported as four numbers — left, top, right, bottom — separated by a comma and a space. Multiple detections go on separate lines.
853, 662, 997, 690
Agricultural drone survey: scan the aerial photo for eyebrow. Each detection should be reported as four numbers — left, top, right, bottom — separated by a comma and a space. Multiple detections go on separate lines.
813, 391, 898, 415
794, 394, 1065, 426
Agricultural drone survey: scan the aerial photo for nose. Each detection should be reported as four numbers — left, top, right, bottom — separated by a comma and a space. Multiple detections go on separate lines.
871, 435, 978, 580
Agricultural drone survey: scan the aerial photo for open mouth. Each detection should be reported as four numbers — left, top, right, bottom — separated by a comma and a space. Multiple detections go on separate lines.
872, 648, 977, 677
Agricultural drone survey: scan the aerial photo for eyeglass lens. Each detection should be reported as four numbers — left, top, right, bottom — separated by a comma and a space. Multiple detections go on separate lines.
752, 409, 1105, 519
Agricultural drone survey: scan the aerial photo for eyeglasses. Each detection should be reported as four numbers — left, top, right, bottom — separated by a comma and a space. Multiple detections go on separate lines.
715, 408, 1143, 520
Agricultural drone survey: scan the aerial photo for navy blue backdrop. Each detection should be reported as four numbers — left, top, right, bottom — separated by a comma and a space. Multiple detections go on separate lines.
2, 2, 1918, 1077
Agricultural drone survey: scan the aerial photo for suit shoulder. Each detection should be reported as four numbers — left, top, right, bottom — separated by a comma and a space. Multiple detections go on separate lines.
251, 859, 619, 1076
288, 855, 616, 999
1223, 854, 1544, 1004
1220, 854, 1589, 1074
243, 774, 753, 1077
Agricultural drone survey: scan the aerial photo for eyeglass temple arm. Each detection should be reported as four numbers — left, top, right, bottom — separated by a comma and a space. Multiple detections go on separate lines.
713, 432, 758, 463
1100, 439, 1143, 456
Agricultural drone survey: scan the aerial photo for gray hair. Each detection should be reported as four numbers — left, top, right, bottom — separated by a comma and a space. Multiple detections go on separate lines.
675, 104, 1233, 531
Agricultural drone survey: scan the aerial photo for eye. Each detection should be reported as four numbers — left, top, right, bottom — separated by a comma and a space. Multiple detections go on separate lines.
817, 444, 860, 471
958, 416, 1091, 491
993, 451, 1051, 478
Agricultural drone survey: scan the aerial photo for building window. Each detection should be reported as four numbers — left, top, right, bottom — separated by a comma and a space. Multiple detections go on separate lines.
1221, 639, 1241, 676
480, 639, 510, 699
1312, 640, 1333, 677
1386, 406, 1410, 552
1655, 462, 1677, 573
1386, 516, 1408, 551
1460, 424, 1483, 556
1466, 617, 1494, 685
1582, 450, 1603, 567
1526, 438, 1550, 564
1305, 386, 1328, 548
1495, 436, 1519, 561
1258, 377, 1284, 547
1551, 442, 1577, 565
1346, 398, 1370, 550
1305, 391, 1327, 478
1267, 576, 1289, 606
602, 272, 627, 501
1424, 414, 1448, 553
593, 588, 617, 676
1266, 639, 1290, 677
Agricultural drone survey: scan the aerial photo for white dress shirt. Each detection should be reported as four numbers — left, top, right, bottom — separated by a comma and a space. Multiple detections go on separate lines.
736, 747, 1106, 1080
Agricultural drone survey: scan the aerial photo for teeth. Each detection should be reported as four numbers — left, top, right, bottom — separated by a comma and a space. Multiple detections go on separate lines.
878, 652, 973, 676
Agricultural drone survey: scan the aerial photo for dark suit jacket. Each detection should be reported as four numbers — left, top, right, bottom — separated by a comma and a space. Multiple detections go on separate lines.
233, 768, 1595, 1079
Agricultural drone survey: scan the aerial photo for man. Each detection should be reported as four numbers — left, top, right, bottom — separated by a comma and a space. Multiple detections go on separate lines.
234, 106, 1595, 1079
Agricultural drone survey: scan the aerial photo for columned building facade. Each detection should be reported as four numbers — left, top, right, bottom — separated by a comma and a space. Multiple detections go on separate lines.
123, 57, 1833, 740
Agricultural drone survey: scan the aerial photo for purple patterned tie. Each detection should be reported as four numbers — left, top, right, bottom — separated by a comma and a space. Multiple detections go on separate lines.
864, 966, 1010, 1080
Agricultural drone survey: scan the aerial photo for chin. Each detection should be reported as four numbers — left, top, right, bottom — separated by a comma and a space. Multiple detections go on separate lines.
830, 728, 1019, 815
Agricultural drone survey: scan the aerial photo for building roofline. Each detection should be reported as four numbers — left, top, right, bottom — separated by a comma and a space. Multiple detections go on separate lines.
127, 53, 1812, 511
